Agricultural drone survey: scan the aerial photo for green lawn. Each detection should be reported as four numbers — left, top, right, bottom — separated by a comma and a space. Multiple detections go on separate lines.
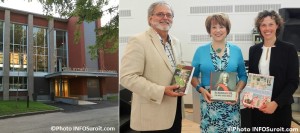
0, 100, 60, 116
107, 95, 118, 101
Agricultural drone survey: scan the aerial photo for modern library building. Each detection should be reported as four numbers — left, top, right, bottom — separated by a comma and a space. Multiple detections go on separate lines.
0, 7, 118, 102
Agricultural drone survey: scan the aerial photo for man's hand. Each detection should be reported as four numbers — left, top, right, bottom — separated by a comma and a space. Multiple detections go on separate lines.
164, 85, 185, 97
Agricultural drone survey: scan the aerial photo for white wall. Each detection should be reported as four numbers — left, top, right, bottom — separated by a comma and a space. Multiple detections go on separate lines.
119, 0, 300, 104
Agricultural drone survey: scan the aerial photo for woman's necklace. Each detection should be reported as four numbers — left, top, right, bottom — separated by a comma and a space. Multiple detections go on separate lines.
216, 48, 222, 53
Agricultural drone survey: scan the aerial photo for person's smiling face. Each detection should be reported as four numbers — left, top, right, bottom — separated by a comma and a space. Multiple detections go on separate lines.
210, 21, 227, 42
149, 5, 173, 32
259, 16, 278, 41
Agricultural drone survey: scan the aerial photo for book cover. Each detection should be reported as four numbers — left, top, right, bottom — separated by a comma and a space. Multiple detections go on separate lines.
240, 73, 274, 109
171, 64, 194, 94
210, 72, 237, 101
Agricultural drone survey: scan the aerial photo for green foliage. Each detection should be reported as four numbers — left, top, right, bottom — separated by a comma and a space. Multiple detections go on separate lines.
37, 0, 118, 59
38, 0, 75, 17
89, 12, 119, 59
72, 0, 104, 23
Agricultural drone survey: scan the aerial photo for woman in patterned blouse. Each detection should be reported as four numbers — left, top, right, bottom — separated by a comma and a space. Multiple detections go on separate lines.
191, 13, 247, 133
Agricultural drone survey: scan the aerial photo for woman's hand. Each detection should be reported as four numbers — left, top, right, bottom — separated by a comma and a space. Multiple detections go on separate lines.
225, 89, 240, 105
200, 88, 212, 103
259, 101, 278, 114
243, 102, 254, 108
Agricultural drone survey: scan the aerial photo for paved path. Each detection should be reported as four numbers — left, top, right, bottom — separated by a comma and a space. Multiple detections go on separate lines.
0, 100, 118, 133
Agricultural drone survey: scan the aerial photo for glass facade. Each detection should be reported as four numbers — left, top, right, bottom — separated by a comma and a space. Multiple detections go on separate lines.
0, 21, 3, 71
55, 30, 68, 68
0, 8, 111, 100
9, 77, 27, 90
10, 23, 27, 72
33, 27, 48, 72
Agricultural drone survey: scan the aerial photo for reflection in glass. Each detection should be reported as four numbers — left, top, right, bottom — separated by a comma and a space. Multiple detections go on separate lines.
33, 27, 48, 72
55, 30, 68, 69
9, 77, 27, 90
10, 24, 27, 71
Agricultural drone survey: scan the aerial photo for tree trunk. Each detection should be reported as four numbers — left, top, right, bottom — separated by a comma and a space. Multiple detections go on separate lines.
99, 49, 106, 70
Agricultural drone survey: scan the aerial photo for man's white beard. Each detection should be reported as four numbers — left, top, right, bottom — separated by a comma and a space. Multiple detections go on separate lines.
152, 21, 172, 31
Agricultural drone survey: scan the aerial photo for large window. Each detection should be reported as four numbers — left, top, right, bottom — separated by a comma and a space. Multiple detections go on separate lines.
33, 27, 48, 72
10, 24, 27, 72
55, 30, 68, 68
0, 21, 4, 71
9, 77, 27, 90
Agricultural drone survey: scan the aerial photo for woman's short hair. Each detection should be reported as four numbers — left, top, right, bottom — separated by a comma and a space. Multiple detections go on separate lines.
205, 13, 231, 35
255, 10, 284, 37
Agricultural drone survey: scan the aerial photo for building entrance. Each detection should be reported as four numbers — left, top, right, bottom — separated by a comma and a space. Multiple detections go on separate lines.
87, 78, 100, 98
54, 78, 69, 97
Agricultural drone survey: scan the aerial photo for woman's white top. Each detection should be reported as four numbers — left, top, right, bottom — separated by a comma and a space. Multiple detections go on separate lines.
259, 46, 274, 75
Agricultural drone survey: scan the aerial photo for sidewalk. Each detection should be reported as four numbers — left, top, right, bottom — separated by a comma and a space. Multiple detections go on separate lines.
45, 100, 118, 113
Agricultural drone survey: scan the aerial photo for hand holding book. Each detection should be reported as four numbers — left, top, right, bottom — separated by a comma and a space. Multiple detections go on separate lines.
164, 84, 185, 97
225, 90, 240, 105
240, 73, 274, 109
171, 64, 195, 94
258, 101, 278, 114
210, 72, 238, 102
200, 87, 212, 103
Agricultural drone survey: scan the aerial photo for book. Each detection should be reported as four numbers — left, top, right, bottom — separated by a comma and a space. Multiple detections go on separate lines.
171, 64, 194, 94
210, 72, 237, 101
240, 73, 274, 109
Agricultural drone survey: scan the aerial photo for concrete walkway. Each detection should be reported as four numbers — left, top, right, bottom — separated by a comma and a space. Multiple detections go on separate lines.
78, 100, 97, 105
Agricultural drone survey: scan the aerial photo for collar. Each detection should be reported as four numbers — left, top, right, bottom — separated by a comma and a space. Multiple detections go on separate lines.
260, 39, 278, 48
155, 31, 171, 45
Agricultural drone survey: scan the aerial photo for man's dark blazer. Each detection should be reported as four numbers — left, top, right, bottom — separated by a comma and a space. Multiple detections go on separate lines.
241, 39, 299, 129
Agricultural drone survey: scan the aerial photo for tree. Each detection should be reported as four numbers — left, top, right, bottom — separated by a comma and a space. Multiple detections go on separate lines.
39, 0, 118, 70
2, 0, 119, 70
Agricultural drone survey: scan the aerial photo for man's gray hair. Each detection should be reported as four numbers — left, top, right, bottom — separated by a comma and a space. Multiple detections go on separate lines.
147, 1, 174, 26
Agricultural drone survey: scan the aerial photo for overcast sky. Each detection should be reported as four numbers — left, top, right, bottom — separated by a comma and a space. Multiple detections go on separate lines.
0, 0, 118, 26
0, 0, 44, 14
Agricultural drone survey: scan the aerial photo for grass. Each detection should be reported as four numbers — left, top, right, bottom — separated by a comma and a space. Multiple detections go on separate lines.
107, 95, 118, 101
0, 100, 60, 116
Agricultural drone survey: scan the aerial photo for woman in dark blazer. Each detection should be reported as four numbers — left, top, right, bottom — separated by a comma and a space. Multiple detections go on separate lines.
241, 10, 299, 132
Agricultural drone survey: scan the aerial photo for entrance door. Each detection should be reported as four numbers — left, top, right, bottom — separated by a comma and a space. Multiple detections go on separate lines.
87, 78, 100, 98
54, 78, 69, 97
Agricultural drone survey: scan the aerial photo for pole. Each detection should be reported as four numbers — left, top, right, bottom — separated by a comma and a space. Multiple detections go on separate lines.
17, 69, 19, 101
27, 95, 29, 108
16, 63, 19, 109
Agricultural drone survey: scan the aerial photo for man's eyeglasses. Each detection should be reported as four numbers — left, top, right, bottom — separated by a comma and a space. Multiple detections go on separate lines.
152, 12, 174, 18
